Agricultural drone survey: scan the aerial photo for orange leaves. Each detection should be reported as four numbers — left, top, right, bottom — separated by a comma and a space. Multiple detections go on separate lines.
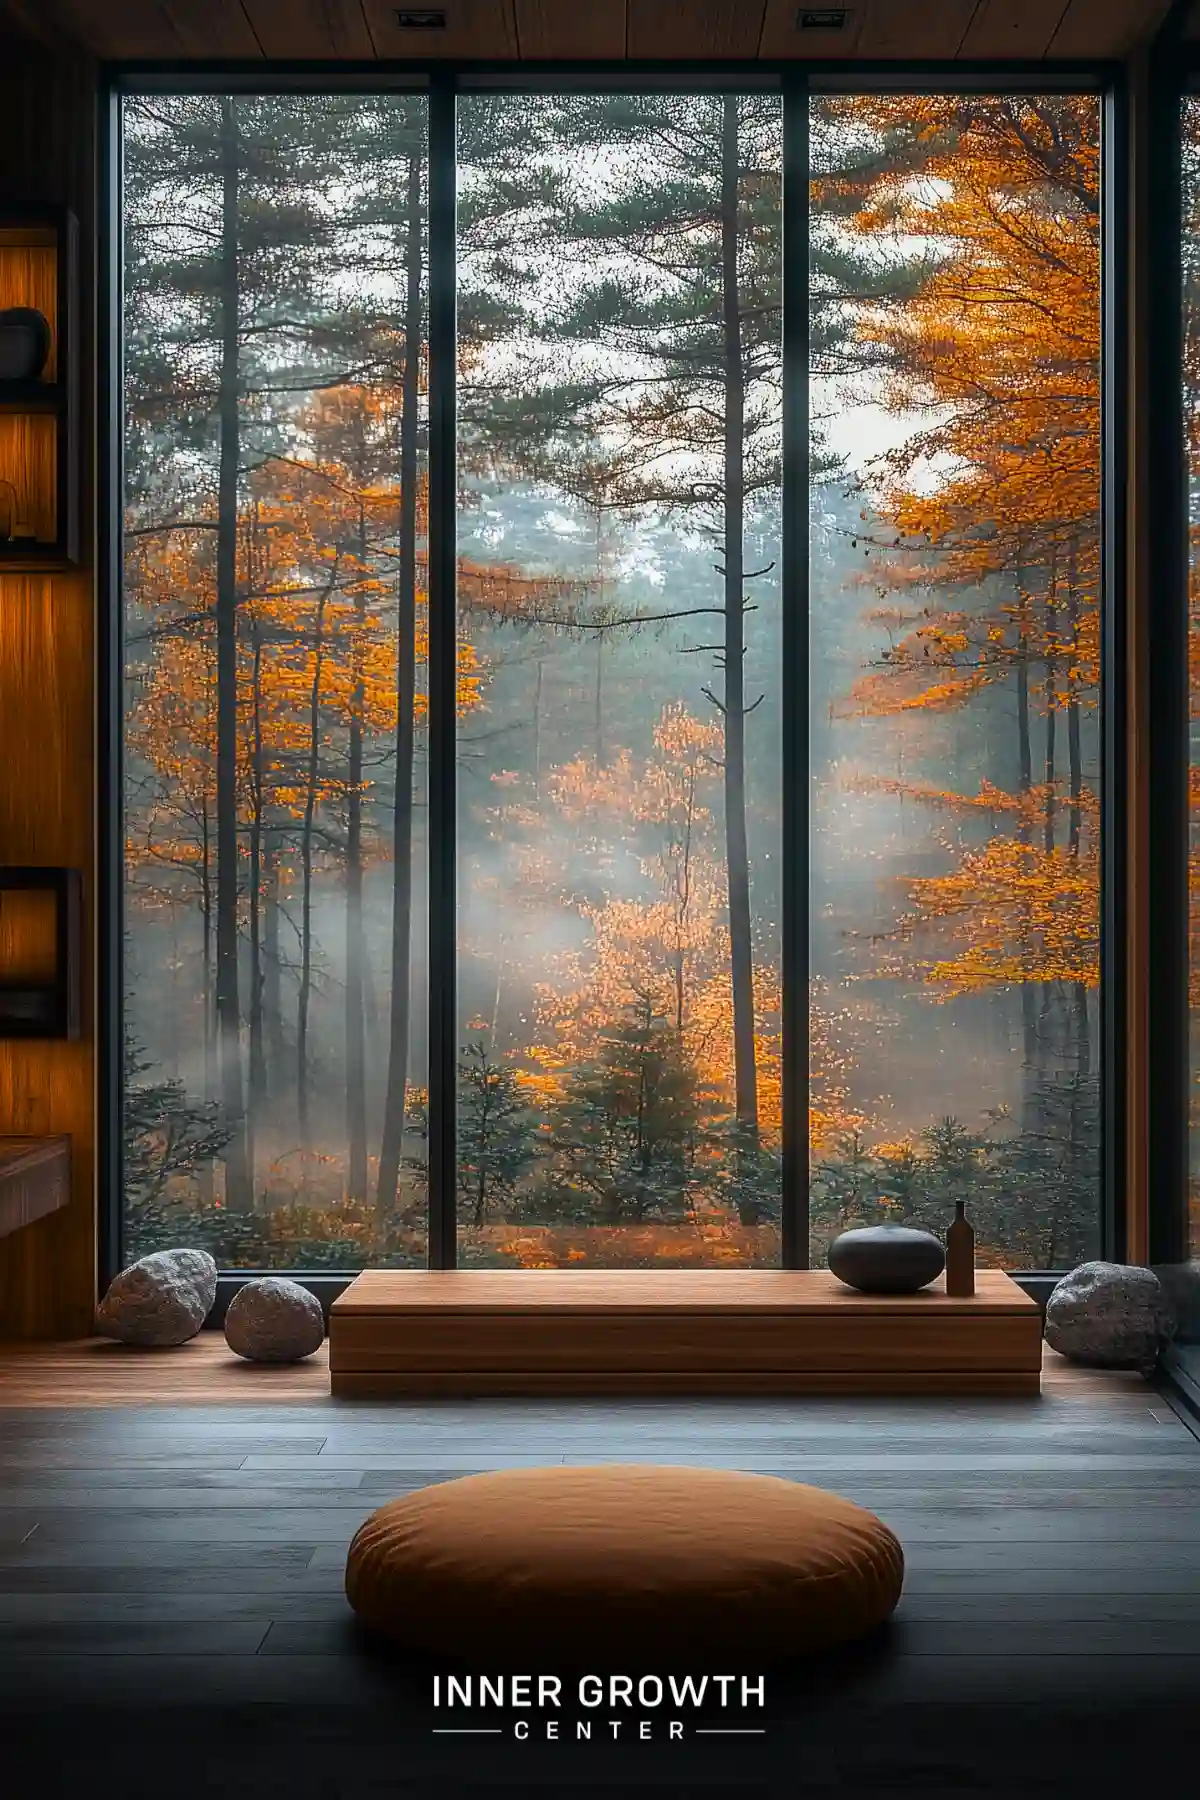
828, 94, 1101, 623
897, 832, 1099, 996
126, 380, 496, 918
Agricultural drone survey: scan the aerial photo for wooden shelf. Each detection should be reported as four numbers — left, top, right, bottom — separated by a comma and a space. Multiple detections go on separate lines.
0, 381, 65, 415
0, 208, 78, 569
0, 1136, 70, 1241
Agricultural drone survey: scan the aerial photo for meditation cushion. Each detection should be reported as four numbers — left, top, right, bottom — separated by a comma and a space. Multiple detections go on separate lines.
345, 1464, 903, 1662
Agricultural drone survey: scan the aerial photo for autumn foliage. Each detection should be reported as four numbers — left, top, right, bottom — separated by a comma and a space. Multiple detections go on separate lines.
124, 90, 1105, 1273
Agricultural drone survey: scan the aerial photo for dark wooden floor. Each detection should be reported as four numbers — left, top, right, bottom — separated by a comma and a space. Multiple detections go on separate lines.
0, 1339, 1197, 1796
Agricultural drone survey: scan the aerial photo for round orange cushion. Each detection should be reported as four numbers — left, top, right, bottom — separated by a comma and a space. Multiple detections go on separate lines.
345, 1464, 903, 1662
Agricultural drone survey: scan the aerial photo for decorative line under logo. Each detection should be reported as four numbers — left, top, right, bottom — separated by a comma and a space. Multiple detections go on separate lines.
431, 1672, 768, 1741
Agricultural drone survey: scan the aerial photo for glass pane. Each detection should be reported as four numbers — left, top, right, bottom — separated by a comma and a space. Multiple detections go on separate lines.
455, 94, 783, 1267
809, 94, 1103, 1269
122, 94, 429, 1268
1187, 94, 1200, 1260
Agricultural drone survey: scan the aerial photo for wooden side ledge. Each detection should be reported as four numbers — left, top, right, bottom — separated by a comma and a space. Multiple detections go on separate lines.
0, 1135, 70, 1240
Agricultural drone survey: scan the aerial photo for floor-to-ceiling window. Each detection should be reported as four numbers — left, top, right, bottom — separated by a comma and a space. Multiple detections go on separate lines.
121, 93, 429, 1268
809, 92, 1103, 1271
454, 93, 783, 1268
1184, 89, 1200, 1266
117, 78, 1107, 1276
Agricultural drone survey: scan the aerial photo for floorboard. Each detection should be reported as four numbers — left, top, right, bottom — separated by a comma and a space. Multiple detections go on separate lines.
0, 1336, 1195, 1794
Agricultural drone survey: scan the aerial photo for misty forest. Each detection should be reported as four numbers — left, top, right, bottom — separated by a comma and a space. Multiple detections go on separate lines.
122, 91, 1103, 1272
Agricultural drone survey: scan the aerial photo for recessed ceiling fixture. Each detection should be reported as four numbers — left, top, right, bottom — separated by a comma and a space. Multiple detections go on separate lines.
395, 8, 447, 26
798, 7, 849, 27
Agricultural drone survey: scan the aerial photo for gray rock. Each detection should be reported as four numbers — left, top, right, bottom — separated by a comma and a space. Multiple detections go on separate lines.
96, 1248, 217, 1347
1044, 1261, 1175, 1371
224, 1277, 325, 1363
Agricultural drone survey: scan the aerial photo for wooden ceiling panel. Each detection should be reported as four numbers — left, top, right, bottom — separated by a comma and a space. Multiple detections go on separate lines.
361, 0, 518, 57
626, 0, 766, 58
855, 0, 978, 57
16, 0, 1185, 60
160, 0, 264, 55
242, 0, 375, 58
516, 0, 627, 57
760, 2, 867, 57
53, 0, 186, 57
1048, 0, 1174, 55
959, 0, 1071, 58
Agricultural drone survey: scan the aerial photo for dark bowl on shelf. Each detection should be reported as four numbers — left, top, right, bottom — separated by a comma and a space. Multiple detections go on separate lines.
828, 1224, 946, 1294
0, 307, 51, 384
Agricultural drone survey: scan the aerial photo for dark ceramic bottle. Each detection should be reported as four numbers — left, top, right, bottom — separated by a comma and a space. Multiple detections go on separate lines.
945, 1201, 975, 1297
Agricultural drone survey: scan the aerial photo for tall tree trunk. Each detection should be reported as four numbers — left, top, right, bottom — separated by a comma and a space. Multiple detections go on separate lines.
297, 586, 331, 1166
532, 658, 543, 800
1014, 565, 1037, 1071
376, 148, 423, 1221
199, 800, 214, 1205
215, 96, 249, 1210
719, 94, 759, 1214
1041, 565, 1060, 1068
1043, 661, 1057, 856
201, 801, 214, 1101
594, 636, 604, 768
263, 839, 283, 1078
247, 616, 266, 1202
345, 504, 369, 1204
1066, 538, 1083, 858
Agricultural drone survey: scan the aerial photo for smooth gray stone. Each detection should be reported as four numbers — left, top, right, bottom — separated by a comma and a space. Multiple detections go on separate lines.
828, 1225, 946, 1294
1044, 1261, 1175, 1370
224, 1278, 326, 1364
95, 1250, 218, 1348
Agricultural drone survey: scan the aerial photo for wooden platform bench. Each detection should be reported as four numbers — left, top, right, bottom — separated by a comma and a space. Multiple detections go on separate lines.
328, 1268, 1043, 1398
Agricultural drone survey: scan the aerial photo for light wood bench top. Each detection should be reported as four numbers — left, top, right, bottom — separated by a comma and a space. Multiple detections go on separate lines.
332, 1267, 1037, 1316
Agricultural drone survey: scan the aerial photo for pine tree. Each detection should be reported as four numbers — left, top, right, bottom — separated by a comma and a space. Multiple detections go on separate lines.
547, 996, 701, 1225
123, 1025, 231, 1255
456, 1039, 539, 1229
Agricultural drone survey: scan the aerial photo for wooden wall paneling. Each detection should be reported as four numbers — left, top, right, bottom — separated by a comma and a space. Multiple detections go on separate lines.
361, 0, 518, 57
0, 241, 57, 377
626, 0, 767, 59
759, 2, 867, 58
0, 36, 96, 1339
855, 0, 978, 58
159, 0, 265, 56
1049, 0, 1174, 57
0, 416, 58, 545
958, 0, 1072, 58
0, 581, 95, 1336
241, 0, 376, 58
515, 0, 628, 58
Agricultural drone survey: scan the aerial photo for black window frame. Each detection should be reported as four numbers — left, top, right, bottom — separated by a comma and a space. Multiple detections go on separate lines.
1149, 18, 1200, 1274
100, 55, 1127, 1304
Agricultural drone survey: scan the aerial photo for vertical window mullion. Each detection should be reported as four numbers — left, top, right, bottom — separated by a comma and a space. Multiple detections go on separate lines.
781, 74, 810, 1270
427, 73, 458, 1269
1147, 48, 1190, 1266
1101, 77, 1129, 1264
